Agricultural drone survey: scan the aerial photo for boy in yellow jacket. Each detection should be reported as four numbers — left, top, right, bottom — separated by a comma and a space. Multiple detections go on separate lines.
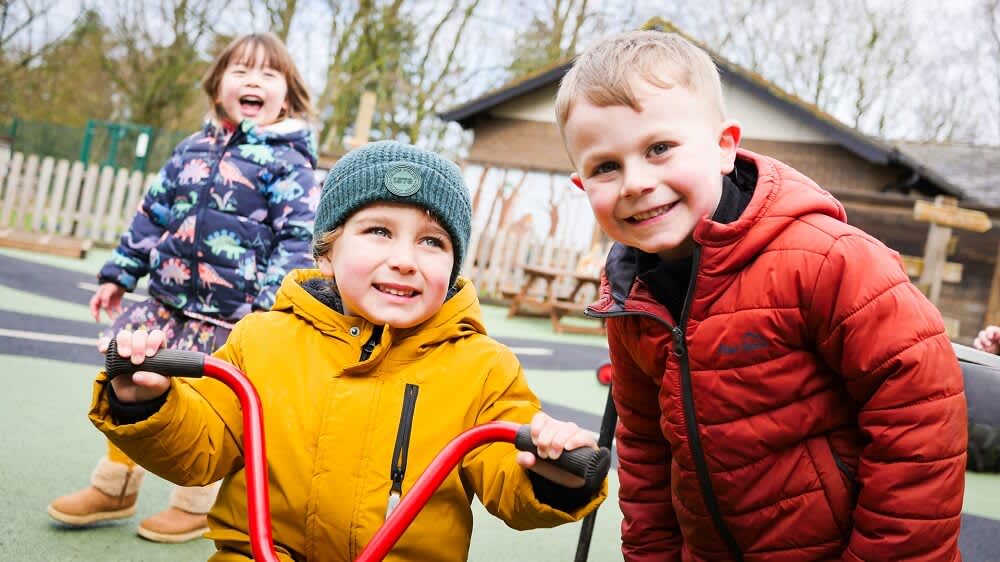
89, 140, 608, 561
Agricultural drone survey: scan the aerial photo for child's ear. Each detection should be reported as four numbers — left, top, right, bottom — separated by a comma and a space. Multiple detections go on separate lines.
317, 255, 334, 278
570, 173, 585, 191
718, 119, 742, 174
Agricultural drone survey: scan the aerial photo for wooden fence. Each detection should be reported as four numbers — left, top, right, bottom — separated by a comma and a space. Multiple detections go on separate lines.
0, 150, 156, 249
0, 150, 590, 300
464, 228, 602, 303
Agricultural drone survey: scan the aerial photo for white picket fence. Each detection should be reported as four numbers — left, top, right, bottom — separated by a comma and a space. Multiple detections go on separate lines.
0, 149, 596, 302
0, 150, 156, 245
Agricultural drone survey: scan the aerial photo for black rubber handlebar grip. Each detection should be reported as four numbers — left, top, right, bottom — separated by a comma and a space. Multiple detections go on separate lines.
104, 338, 206, 380
515, 425, 611, 492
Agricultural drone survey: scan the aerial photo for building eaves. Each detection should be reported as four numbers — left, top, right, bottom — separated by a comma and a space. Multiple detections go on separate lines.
439, 61, 572, 127
441, 17, 968, 199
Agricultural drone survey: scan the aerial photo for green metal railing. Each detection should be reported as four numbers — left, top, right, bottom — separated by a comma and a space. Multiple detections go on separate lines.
0, 118, 188, 172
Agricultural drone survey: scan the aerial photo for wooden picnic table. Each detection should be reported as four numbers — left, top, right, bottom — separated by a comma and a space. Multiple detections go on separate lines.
506, 265, 566, 318
506, 264, 605, 335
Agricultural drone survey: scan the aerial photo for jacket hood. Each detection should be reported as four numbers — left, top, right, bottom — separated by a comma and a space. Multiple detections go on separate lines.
272, 269, 487, 350
204, 118, 318, 170
692, 149, 845, 275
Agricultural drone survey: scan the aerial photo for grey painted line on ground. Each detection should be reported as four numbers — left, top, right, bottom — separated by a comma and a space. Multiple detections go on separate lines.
0, 252, 148, 306
494, 336, 609, 370
0, 310, 608, 371
0, 252, 99, 304
0, 335, 101, 365
0, 309, 102, 338
1, 252, 609, 368
0, 328, 96, 346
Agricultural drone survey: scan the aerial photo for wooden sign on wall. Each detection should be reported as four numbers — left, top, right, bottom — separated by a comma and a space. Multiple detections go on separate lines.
909, 196, 992, 339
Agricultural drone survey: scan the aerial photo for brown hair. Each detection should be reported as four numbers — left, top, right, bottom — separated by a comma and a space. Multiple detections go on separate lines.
312, 227, 342, 261
555, 30, 724, 135
202, 32, 315, 122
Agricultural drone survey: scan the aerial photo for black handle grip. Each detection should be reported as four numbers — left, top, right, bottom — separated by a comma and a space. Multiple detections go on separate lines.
515, 425, 611, 492
104, 338, 206, 379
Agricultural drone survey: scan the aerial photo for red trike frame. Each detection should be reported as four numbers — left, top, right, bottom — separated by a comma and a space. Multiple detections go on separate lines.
201, 355, 546, 562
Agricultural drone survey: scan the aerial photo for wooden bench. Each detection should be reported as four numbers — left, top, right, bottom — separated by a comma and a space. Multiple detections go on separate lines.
550, 299, 605, 335
500, 286, 521, 301
0, 229, 92, 258
507, 265, 566, 318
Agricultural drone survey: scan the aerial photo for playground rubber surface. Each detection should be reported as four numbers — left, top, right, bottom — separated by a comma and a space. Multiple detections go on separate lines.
1, 248, 997, 561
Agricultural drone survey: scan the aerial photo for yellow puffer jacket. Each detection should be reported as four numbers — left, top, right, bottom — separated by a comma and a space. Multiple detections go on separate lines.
91, 270, 606, 561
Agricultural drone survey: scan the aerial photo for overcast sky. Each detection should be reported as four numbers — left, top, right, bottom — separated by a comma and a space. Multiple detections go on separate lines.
26, 0, 993, 99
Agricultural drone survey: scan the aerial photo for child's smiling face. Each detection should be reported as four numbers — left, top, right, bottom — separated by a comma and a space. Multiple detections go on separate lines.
563, 76, 740, 261
216, 45, 289, 127
317, 203, 455, 329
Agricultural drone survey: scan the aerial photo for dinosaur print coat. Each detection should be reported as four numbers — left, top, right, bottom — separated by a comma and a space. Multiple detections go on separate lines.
99, 118, 318, 322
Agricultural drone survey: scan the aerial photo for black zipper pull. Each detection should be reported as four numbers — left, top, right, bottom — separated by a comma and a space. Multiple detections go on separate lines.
359, 325, 383, 361
386, 383, 419, 520
360, 339, 377, 360
672, 326, 687, 357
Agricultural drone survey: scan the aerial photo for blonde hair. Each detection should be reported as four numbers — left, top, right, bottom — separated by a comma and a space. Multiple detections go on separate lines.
554, 30, 725, 134
312, 227, 342, 261
202, 32, 315, 122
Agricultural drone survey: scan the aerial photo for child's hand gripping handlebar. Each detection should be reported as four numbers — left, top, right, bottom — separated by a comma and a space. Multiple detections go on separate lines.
104, 341, 611, 562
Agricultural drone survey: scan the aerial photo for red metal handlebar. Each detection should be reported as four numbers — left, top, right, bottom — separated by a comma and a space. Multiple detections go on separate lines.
357, 421, 521, 562
200, 356, 523, 562
202, 356, 278, 562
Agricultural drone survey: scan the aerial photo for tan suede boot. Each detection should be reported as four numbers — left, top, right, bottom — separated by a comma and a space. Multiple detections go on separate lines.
136, 482, 220, 543
47, 457, 144, 526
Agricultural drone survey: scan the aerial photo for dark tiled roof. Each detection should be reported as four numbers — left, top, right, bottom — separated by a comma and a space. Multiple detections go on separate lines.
895, 142, 1000, 208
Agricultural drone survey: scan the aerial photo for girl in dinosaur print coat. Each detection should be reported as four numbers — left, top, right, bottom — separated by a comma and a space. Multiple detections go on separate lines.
102, 96, 318, 320
47, 32, 318, 545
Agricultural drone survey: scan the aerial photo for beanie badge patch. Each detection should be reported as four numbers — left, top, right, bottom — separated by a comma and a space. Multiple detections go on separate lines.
384, 164, 422, 197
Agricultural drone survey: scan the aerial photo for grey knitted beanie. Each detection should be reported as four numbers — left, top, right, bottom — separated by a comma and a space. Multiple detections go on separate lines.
314, 141, 472, 286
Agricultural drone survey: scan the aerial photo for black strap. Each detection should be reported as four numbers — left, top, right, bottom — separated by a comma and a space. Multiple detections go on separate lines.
574, 383, 617, 562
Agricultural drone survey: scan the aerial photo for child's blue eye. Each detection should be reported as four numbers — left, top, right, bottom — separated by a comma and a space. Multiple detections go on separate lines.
421, 236, 446, 249
365, 227, 390, 237
649, 143, 670, 156
593, 162, 619, 176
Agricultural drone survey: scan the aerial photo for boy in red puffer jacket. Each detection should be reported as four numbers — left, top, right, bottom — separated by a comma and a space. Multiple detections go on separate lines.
556, 28, 966, 561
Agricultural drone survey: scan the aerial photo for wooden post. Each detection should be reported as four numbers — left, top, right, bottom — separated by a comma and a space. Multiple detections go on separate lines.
346, 91, 377, 150
913, 196, 991, 305
987, 243, 1000, 327
908, 195, 993, 338
918, 219, 952, 304
1, 152, 24, 227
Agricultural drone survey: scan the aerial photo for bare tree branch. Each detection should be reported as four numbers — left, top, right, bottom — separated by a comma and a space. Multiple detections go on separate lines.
248, 0, 298, 41
0, 0, 83, 81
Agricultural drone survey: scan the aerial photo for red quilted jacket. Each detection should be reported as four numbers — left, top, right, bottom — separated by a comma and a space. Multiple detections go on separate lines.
588, 150, 966, 561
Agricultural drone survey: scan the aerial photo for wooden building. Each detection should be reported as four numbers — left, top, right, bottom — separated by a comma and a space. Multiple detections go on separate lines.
441, 21, 1000, 343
